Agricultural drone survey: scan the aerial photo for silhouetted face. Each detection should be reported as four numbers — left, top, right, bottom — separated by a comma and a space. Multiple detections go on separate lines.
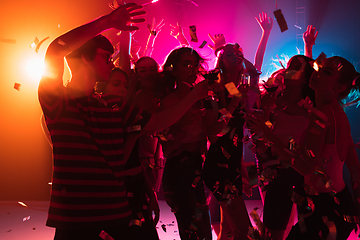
284, 56, 308, 88
136, 58, 159, 89
173, 52, 200, 84
221, 44, 244, 71
91, 48, 114, 82
310, 57, 342, 94
105, 71, 128, 99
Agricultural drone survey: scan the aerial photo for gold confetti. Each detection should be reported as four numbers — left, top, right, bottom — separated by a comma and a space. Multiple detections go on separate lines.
14, 83, 21, 91
1, 37, 16, 44
99, 230, 115, 240
18, 201, 27, 207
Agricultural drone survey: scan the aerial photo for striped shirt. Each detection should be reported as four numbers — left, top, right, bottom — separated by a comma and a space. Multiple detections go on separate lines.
38, 84, 151, 229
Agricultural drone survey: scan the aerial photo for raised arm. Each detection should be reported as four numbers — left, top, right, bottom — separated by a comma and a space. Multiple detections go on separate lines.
143, 18, 165, 57
143, 80, 209, 132
303, 25, 318, 58
254, 12, 273, 72
208, 33, 226, 54
170, 22, 190, 46
114, 30, 132, 76
39, 3, 145, 95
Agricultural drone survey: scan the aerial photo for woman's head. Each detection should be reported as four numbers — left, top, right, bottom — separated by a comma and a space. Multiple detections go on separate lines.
162, 47, 205, 91
135, 57, 159, 90
310, 56, 360, 103
216, 43, 244, 73
95, 67, 128, 99
284, 55, 315, 102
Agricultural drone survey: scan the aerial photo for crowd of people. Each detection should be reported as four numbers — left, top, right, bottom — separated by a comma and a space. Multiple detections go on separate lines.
38, 2, 360, 240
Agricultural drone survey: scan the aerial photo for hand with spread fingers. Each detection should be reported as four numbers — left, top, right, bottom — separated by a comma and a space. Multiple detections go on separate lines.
255, 12, 273, 33
170, 22, 189, 46
107, 3, 146, 31
208, 33, 226, 51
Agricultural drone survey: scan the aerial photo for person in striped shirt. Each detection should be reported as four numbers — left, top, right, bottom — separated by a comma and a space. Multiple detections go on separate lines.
38, 3, 210, 240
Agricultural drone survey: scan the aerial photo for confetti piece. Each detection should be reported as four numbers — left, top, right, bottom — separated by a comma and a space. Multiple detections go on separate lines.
57, 39, 66, 46
313, 52, 327, 71
48, 182, 52, 185
161, 224, 167, 232
23, 216, 31, 221
14, 83, 21, 91
250, 208, 264, 235
225, 82, 241, 97
6, 229, 12, 233
273, 9, 288, 32
265, 121, 273, 129
1, 37, 16, 44
99, 230, 115, 240
240, 74, 250, 86
35, 37, 50, 53
32, 228, 36, 230
199, 40, 207, 48
189, 25, 198, 42
18, 201, 28, 207
109, 0, 119, 9
306, 149, 315, 158
129, 219, 142, 227
30, 37, 39, 48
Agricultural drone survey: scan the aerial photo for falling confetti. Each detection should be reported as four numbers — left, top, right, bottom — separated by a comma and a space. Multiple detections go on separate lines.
14, 83, 21, 91
199, 40, 207, 48
23, 216, 31, 221
30, 37, 50, 53
189, 25, 198, 42
1, 37, 16, 44
18, 201, 28, 207
273, 9, 288, 32
99, 230, 115, 240
161, 224, 167, 232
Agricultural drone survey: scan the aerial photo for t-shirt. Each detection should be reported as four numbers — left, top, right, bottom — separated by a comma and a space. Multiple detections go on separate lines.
38, 84, 151, 229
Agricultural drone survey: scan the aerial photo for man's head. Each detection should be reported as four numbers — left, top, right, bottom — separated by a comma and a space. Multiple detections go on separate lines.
66, 35, 114, 82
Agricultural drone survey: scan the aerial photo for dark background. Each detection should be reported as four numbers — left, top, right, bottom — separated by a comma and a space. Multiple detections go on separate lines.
0, 0, 359, 200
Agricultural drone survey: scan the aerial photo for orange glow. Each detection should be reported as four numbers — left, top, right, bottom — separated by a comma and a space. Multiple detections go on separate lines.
24, 57, 45, 85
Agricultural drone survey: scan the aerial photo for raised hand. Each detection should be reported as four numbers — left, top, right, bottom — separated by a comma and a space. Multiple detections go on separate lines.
208, 33, 226, 51
303, 25, 318, 47
148, 18, 165, 37
255, 12, 273, 33
107, 3, 146, 31
170, 22, 185, 39
170, 22, 189, 46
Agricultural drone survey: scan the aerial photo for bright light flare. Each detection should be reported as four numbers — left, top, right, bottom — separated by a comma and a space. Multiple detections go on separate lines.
24, 57, 45, 83
313, 62, 319, 72
142, 0, 159, 6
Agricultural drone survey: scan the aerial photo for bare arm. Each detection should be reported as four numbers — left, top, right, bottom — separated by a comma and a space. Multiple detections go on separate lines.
143, 18, 165, 57
303, 25, 318, 58
170, 23, 190, 46
39, 3, 145, 95
114, 31, 132, 75
143, 80, 209, 132
254, 12, 273, 72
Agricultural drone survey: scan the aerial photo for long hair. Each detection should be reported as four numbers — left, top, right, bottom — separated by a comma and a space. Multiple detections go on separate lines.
286, 55, 316, 104
328, 56, 360, 107
161, 47, 206, 93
